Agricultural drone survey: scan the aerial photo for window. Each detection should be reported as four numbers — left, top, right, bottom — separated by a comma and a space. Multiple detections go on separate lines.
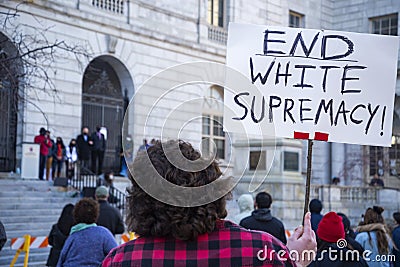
369, 146, 384, 176
208, 0, 224, 27
92, 0, 124, 14
289, 11, 304, 28
370, 14, 398, 35
284, 151, 299, 171
202, 86, 225, 159
202, 115, 225, 159
249, 151, 266, 171
370, 136, 400, 176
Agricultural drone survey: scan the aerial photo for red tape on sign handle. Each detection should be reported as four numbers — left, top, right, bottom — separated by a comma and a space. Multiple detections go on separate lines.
294, 131, 310, 140
314, 132, 329, 141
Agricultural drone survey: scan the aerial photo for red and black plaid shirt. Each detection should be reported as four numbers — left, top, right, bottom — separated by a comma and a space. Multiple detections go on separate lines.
102, 220, 296, 267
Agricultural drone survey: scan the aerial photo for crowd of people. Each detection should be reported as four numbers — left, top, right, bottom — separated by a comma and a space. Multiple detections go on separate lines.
5, 138, 400, 266
34, 126, 107, 181
45, 185, 124, 267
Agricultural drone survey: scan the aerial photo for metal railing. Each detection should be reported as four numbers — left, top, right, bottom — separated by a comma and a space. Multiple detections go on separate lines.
70, 174, 127, 216
207, 25, 227, 45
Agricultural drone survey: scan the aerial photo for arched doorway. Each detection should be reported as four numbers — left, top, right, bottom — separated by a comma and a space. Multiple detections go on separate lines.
82, 56, 133, 173
0, 32, 21, 172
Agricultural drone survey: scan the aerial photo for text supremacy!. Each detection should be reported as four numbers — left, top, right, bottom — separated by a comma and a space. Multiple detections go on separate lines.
225, 24, 399, 146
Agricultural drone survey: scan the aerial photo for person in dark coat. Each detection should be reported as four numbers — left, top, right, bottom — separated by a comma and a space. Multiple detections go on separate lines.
309, 199, 323, 234
337, 212, 365, 255
240, 192, 287, 244
76, 127, 93, 171
0, 220, 6, 251
95, 186, 124, 236
308, 212, 368, 267
392, 212, 400, 267
46, 204, 75, 267
91, 126, 106, 175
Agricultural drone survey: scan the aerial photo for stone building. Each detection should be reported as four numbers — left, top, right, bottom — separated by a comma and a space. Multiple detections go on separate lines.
1, 0, 400, 228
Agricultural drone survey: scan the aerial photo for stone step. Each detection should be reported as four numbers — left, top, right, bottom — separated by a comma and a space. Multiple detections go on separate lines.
0, 196, 76, 204
0, 190, 71, 198
0, 247, 49, 267
4, 222, 58, 233
0, 208, 65, 217
1, 215, 61, 225
0, 202, 75, 210
0, 178, 82, 267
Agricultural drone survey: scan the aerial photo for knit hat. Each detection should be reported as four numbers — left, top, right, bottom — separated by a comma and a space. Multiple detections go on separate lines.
95, 186, 109, 198
317, 211, 345, 243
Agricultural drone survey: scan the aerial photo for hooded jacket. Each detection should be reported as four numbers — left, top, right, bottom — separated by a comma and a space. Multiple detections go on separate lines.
239, 208, 287, 244
309, 199, 323, 233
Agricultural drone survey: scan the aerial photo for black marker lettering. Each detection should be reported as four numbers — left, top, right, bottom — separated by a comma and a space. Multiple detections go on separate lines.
269, 96, 282, 123
250, 57, 276, 85
232, 92, 249, 120
365, 104, 380, 135
334, 101, 350, 125
299, 99, 313, 122
321, 34, 354, 60
284, 98, 296, 123
341, 65, 367, 94
320, 66, 340, 93
263, 30, 286, 55
315, 99, 334, 126
350, 104, 366, 124
293, 65, 316, 89
289, 32, 319, 57
275, 62, 292, 86
251, 96, 266, 123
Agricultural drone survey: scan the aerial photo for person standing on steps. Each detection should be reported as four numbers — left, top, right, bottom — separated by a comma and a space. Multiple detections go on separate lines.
76, 127, 93, 172
52, 137, 66, 179
34, 127, 53, 180
91, 126, 106, 175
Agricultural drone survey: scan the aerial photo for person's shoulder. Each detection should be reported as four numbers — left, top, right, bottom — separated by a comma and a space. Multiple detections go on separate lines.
96, 225, 113, 233
239, 215, 253, 225
220, 220, 285, 246
103, 238, 142, 264
271, 216, 285, 226
355, 231, 369, 241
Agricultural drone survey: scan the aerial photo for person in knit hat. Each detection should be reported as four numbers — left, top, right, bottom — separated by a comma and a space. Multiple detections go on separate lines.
309, 211, 368, 267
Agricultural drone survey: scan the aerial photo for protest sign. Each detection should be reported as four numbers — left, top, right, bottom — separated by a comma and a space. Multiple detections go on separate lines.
225, 23, 399, 146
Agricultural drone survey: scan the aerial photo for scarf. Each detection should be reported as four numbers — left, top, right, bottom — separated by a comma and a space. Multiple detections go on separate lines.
70, 223, 96, 235
356, 223, 388, 234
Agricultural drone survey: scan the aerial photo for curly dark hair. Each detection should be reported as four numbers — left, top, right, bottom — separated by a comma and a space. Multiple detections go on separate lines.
126, 140, 227, 241
73, 198, 99, 224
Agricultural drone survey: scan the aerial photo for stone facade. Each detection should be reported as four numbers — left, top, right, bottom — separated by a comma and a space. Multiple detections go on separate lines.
1, 0, 400, 229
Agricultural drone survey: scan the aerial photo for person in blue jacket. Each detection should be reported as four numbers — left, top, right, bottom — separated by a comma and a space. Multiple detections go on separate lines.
57, 198, 117, 267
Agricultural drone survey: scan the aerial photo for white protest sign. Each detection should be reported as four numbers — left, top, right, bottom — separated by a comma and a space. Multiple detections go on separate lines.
224, 23, 399, 146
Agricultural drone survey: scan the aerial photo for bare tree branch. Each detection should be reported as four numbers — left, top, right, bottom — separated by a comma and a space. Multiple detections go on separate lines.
0, 2, 92, 120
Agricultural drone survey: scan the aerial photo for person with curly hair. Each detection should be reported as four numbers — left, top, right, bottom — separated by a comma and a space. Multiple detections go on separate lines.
57, 198, 117, 267
102, 140, 317, 267
355, 206, 394, 267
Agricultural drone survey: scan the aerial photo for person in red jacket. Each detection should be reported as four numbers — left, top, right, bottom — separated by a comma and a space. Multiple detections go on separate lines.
34, 127, 53, 180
